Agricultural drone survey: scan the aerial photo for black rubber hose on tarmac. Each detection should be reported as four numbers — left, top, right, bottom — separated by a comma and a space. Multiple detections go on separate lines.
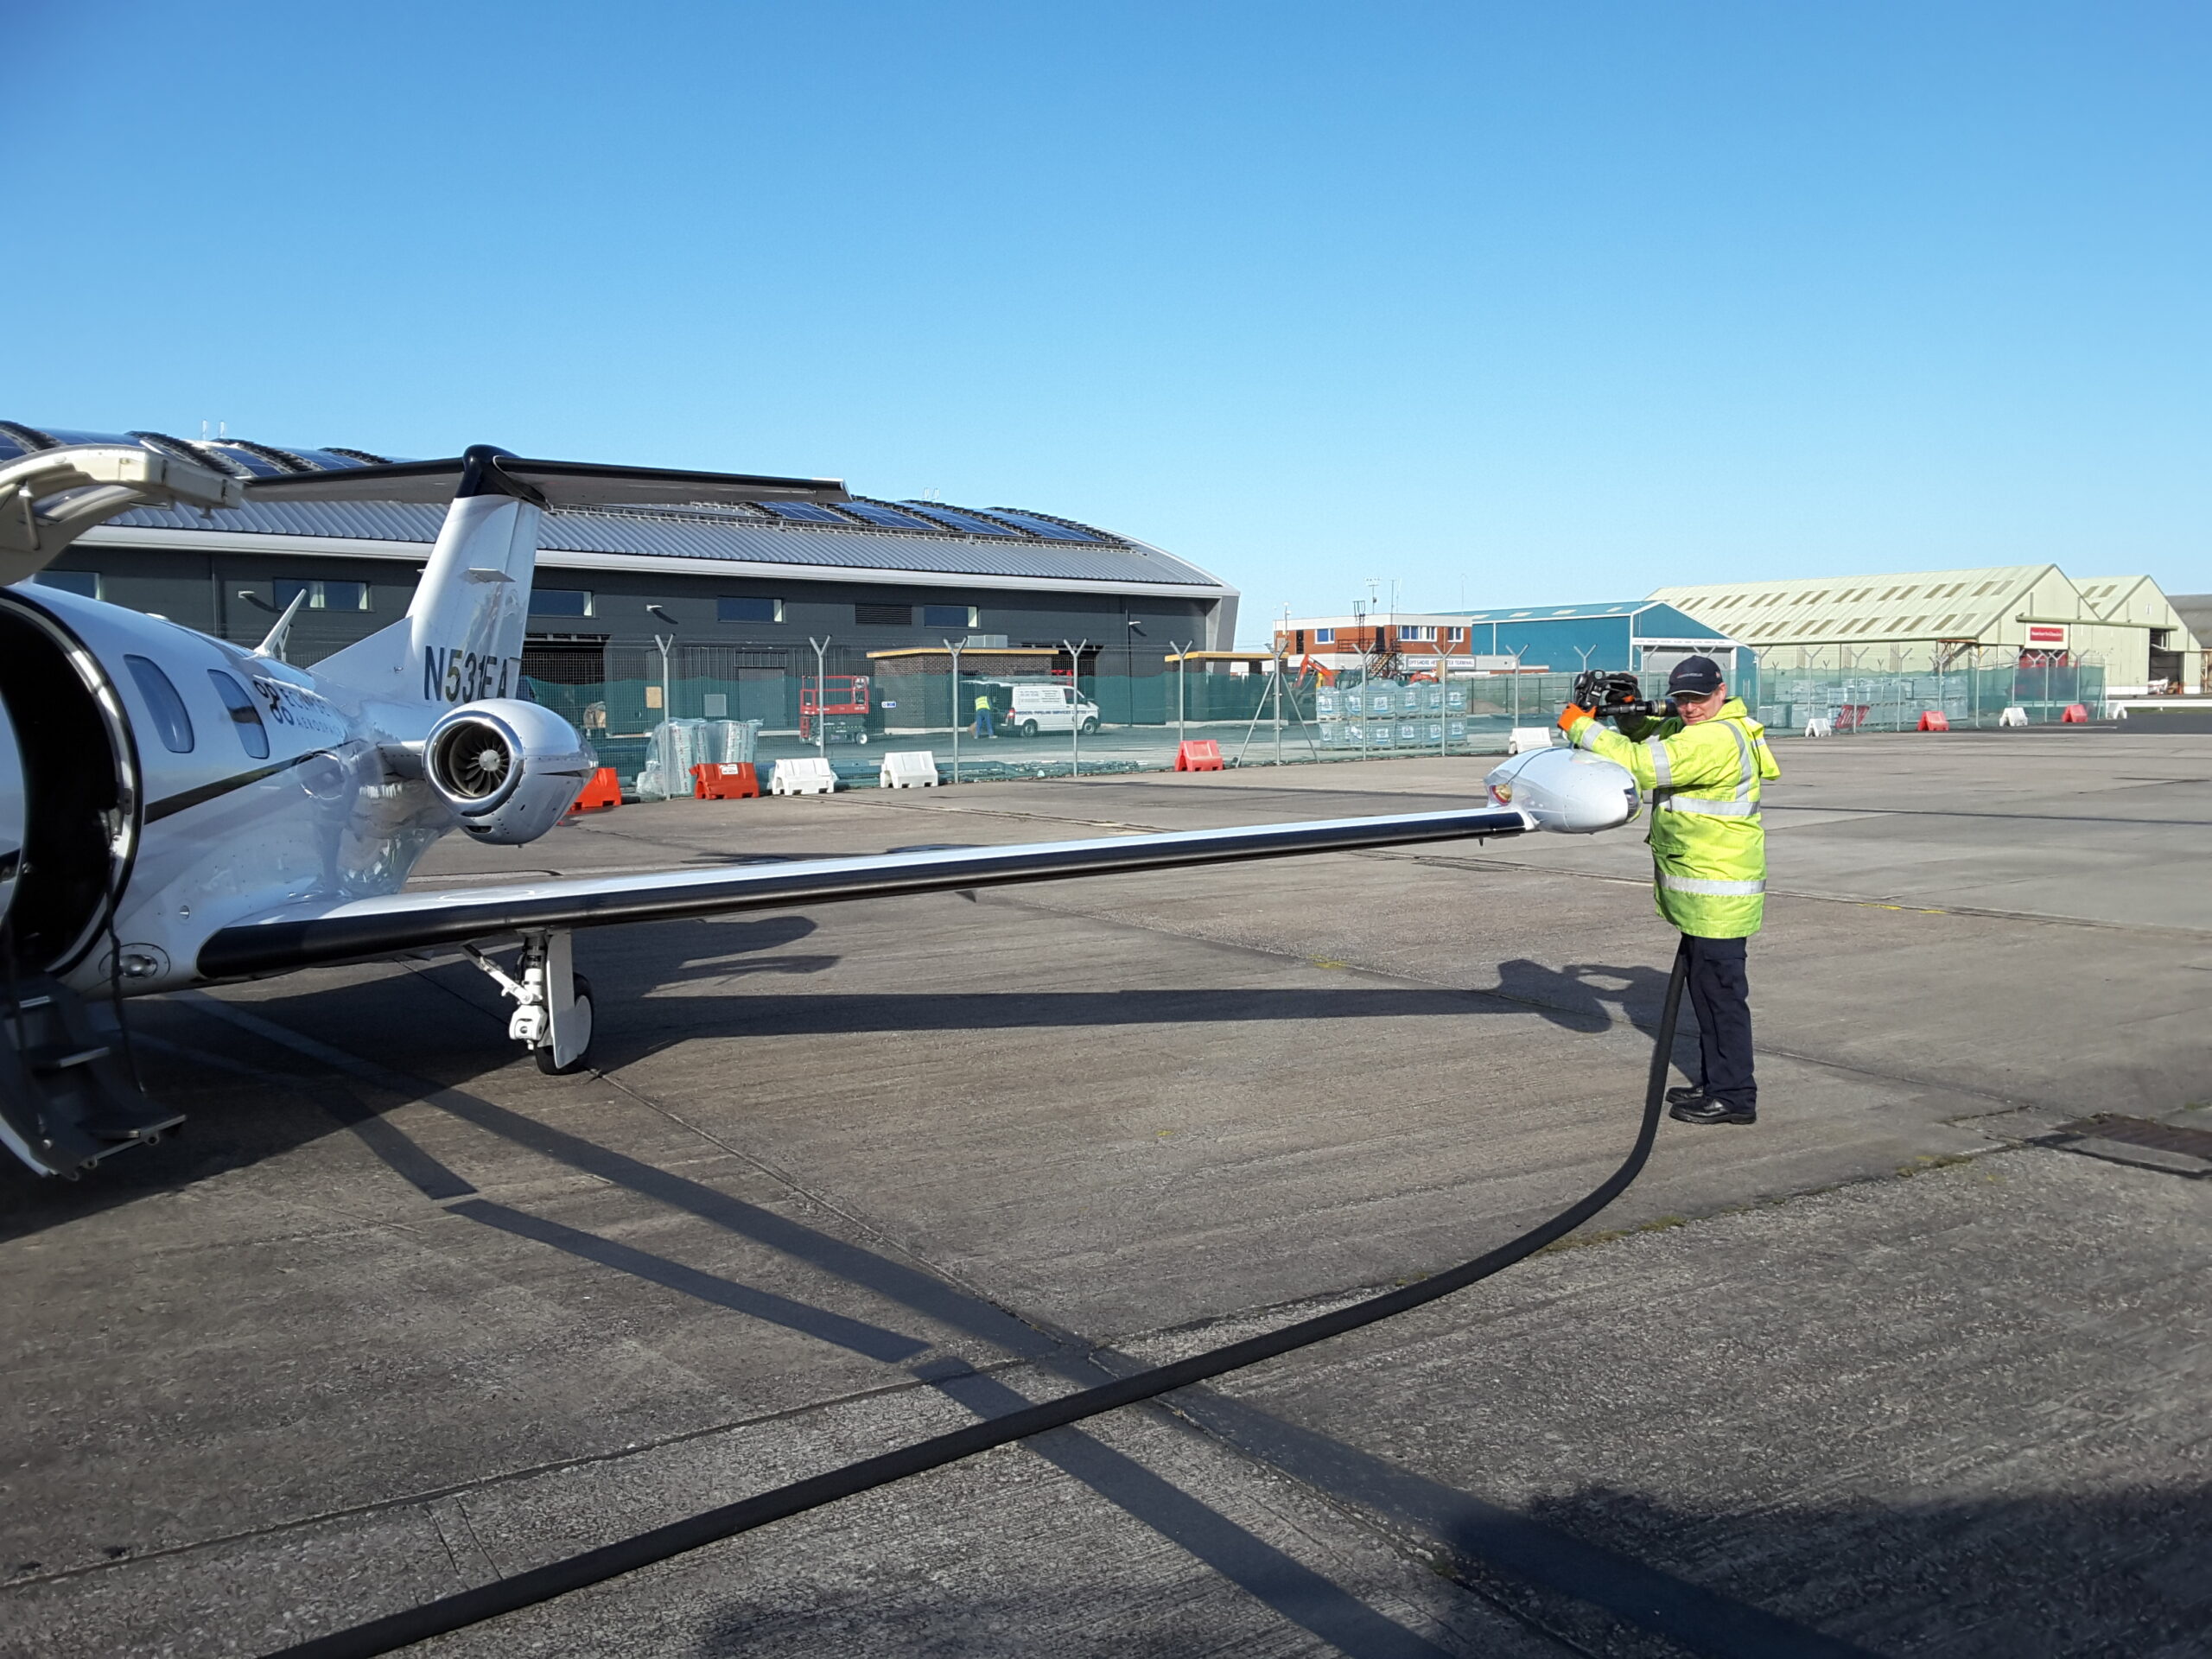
269, 946, 1692, 1659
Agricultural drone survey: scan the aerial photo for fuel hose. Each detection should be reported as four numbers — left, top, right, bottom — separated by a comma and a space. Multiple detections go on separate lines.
269, 944, 1691, 1659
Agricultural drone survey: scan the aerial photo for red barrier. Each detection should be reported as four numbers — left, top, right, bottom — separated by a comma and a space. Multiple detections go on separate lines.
1174, 740, 1226, 772
2062, 703, 2090, 723
1917, 710, 1949, 732
693, 762, 761, 800
568, 766, 622, 813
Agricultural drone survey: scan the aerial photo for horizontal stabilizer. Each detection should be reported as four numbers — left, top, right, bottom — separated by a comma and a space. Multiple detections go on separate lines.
240, 446, 847, 510
197, 807, 1534, 979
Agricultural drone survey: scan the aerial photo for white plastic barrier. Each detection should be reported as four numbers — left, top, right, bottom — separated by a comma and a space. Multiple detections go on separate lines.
1507, 726, 1556, 755
1804, 716, 1834, 738
879, 750, 940, 789
1999, 706, 2030, 728
770, 757, 839, 796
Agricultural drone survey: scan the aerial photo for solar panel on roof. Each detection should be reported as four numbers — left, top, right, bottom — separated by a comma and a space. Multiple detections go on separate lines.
760, 501, 849, 524
982, 509, 1101, 543
842, 501, 937, 531
35, 428, 139, 448
270, 447, 371, 471
900, 504, 1017, 537
200, 444, 292, 478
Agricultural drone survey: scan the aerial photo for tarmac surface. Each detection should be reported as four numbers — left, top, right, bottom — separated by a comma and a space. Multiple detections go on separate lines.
3, 728, 2208, 1656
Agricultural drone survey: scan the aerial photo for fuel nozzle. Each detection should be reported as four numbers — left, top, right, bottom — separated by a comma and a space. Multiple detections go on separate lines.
1571, 670, 1671, 722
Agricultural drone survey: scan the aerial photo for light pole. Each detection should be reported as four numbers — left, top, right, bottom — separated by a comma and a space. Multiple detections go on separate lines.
1174, 639, 1192, 751
646, 604, 678, 738
945, 638, 963, 785
1125, 615, 1145, 733
808, 636, 830, 759
1062, 638, 1089, 777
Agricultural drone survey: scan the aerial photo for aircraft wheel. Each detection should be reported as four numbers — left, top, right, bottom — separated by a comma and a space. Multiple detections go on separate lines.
537, 974, 594, 1075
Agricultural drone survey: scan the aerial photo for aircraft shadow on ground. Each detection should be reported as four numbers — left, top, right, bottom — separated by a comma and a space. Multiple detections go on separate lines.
238, 1057, 1862, 1659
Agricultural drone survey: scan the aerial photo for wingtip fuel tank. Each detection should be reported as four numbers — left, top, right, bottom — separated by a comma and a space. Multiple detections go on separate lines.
1484, 744, 1641, 834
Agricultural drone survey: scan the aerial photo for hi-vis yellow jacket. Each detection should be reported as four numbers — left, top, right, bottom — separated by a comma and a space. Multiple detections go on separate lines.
1568, 698, 1781, 938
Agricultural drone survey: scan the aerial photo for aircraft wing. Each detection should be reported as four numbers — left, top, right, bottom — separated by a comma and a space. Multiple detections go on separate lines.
196, 807, 1532, 980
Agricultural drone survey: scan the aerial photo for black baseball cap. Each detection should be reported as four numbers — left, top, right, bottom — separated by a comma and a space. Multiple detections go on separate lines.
1667, 655, 1725, 696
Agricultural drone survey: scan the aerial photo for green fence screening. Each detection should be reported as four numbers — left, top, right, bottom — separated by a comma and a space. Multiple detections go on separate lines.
521, 659, 2107, 791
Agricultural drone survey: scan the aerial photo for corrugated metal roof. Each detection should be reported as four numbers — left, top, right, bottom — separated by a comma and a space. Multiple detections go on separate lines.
1455, 601, 1649, 621
104, 498, 1225, 588
1650, 565, 2056, 645
11, 422, 1229, 593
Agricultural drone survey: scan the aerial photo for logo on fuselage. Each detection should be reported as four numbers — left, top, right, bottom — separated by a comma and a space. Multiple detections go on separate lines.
424, 647, 515, 702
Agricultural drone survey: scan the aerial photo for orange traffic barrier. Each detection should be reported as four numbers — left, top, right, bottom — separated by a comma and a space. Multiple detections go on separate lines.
2062, 703, 2090, 723
569, 766, 622, 813
1917, 710, 1949, 731
1175, 740, 1225, 772
693, 762, 761, 800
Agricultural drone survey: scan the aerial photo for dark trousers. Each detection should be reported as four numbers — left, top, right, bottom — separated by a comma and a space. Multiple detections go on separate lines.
1682, 933, 1756, 1107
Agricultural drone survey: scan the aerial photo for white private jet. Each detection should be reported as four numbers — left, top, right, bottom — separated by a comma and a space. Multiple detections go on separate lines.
0, 442, 1640, 1178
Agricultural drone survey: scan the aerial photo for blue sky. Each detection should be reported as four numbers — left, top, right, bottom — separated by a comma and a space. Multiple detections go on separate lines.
12, 2, 2208, 632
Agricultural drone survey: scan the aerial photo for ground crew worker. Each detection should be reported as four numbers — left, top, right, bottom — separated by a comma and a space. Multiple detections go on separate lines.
973, 690, 995, 739
1557, 655, 1780, 1125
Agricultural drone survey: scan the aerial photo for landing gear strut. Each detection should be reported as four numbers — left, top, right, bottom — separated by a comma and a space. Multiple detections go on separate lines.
465, 930, 594, 1074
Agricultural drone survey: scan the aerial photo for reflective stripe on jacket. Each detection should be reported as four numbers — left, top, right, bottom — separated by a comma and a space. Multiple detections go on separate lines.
1569, 698, 1781, 938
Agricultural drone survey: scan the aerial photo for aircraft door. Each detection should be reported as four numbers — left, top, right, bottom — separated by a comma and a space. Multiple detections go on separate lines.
0, 594, 137, 974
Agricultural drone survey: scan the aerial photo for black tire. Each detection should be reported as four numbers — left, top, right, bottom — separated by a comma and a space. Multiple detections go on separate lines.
1081, 717, 1099, 734
1020, 720, 1039, 737
536, 974, 594, 1075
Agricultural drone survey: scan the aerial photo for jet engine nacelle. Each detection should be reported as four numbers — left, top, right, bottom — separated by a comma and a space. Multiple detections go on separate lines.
1484, 744, 1641, 834
424, 699, 596, 845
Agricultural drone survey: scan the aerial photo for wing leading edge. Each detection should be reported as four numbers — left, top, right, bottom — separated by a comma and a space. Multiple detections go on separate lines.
196, 806, 1533, 980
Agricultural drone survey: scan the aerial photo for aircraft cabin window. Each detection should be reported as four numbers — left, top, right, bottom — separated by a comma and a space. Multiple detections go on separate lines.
207, 671, 270, 760
124, 656, 195, 753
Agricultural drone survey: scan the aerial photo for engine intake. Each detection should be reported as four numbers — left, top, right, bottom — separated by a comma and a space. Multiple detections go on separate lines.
425, 700, 594, 845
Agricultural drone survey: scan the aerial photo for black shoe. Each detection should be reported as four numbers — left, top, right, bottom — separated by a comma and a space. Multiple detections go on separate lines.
1669, 1096, 1757, 1126
1665, 1085, 1708, 1107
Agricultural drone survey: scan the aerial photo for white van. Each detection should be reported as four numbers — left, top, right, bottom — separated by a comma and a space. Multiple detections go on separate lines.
983, 680, 1101, 736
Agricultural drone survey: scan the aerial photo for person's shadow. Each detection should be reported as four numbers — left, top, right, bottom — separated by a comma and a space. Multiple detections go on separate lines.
1487, 957, 1700, 1076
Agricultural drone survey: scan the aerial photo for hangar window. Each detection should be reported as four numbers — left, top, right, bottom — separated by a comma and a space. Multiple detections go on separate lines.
923, 604, 978, 629
719, 596, 784, 624
530, 590, 594, 617
1314, 627, 1334, 643
33, 570, 99, 599
856, 603, 912, 626
276, 579, 371, 612
207, 670, 270, 760
124, 655, 194, 753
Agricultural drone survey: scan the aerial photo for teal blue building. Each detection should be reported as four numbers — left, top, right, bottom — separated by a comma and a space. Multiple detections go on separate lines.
1456, 600, 1754, 702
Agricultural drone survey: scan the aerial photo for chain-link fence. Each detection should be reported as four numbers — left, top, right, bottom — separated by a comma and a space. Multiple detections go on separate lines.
522, 642, 2113, 792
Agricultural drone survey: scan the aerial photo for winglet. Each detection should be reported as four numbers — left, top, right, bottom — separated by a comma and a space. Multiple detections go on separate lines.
252, 588, 310, 662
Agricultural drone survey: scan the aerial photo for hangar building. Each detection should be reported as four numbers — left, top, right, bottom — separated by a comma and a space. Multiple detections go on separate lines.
4, 422, 1239, 726
1650, 565, 2205, 695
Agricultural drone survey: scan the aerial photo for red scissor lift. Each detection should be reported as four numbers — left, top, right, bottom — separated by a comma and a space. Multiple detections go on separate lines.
800, 674, 872, 745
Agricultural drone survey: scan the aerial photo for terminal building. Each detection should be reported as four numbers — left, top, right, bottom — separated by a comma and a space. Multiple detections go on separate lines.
1650, 564, 2206, 696
4, 422, 1239, 724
